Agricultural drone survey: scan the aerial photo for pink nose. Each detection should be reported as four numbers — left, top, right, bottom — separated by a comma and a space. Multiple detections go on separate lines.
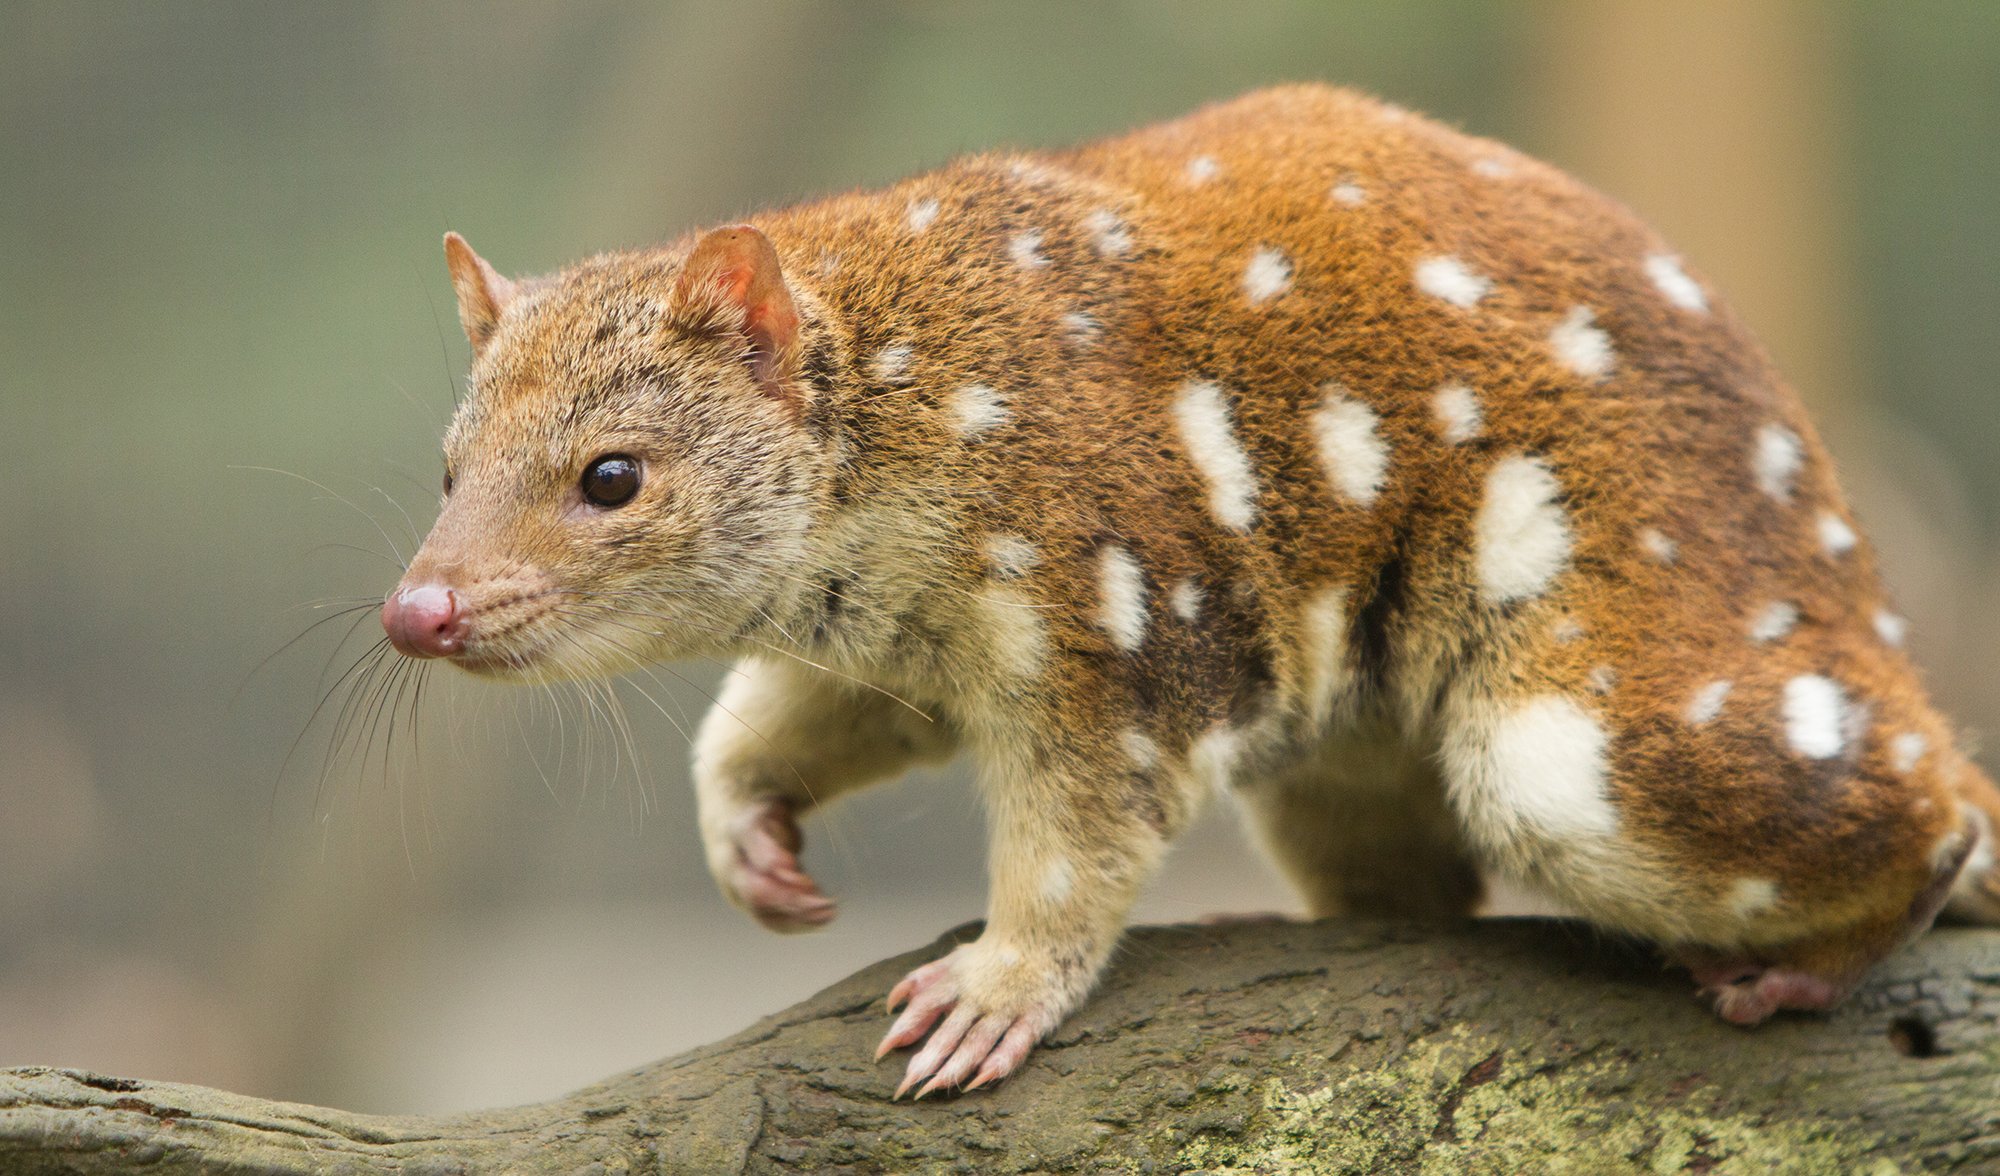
381, 584, 468, 658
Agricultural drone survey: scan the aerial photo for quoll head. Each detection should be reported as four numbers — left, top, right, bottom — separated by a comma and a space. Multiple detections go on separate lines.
381, 226, 828, 681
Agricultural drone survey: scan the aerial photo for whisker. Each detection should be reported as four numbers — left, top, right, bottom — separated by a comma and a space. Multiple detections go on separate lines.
549, 609, 827, 825
232, 465, 412, 570
560, 595, 933, 722
411, 255, 464, 410
275, 636, 391, 819
366, 483, 424, 557
235, 601, 382, 711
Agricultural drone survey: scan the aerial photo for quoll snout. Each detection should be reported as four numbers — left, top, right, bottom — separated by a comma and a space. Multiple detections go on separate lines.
381, 582, 468, 659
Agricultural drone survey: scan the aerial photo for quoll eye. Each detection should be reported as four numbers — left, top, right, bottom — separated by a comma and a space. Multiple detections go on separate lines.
442, 467, 454, 495
580, 454, 642, 508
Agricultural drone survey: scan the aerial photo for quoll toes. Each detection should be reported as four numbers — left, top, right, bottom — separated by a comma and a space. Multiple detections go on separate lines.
729, 800, 836, 932
878, 959, 956, 1059
1700, 967, 1848, 1027
877, 950, 1057, 1097
1677, 950, 1853, 1026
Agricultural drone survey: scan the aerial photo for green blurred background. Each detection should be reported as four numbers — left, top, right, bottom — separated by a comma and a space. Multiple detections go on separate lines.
3, 1, 1997, 1114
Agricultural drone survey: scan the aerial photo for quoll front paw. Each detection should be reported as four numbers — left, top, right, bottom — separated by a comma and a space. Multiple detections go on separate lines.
875, 942, 1071, 1098
712, 798, 835, 933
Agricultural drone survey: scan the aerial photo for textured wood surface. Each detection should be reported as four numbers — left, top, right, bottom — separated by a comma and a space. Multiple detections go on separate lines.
3, 919, 1996, 1173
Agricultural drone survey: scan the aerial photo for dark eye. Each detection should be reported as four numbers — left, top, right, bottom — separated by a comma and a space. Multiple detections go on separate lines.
580, 454, 642, 508
442, 467, 454, 496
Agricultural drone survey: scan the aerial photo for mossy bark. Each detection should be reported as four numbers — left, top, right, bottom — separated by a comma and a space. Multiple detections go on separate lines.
3, 919, 1996, 1174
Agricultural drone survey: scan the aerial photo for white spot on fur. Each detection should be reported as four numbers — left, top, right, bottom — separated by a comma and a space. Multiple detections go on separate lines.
1637, 527, 1677, 564
1474, 455, 1572, 604
973, 584, 1047, 681
1121, 728, 1161, 771
872, 344, 913, 385
1550, 616, 1585, 644
1006, 158, 1064, 187
1753, 424, 1804, 503
1084, 209, 1132, 258
1174, 380, 1260, 532
1062, 310, 1100, 343
1242, 246, 1293, 305
1008, 229, 1048, 270
1890, 731, 1928, 774
1454, 695, 1617, 845
1331, 179, 1367, 206
1588, 666, 1617, 695
1185, 155, 1220, 184
1431, 382, 1482, 444
1748, 601, 1800, 644
1727, 878, 1778, 920
1782, 674, 1848, 760
1874, 609, 1908, 647
1187, 724, 1245, 794
1817, 512, 1857, 556
906, 198, 940, 233
1041, 856, 1075, 903
1471, 156, 1514, 179
1168, 578, 1203, 623
1313, 386, 1389, 506
1686, 680, 1733, 725
982, 533, 1039, 580
948, 383, 1009, 438
1096, 544, 1147, 653
1415, 255, 1492, 308
1645, 253, 1708, 312
1549, 306, 1615, 381
1300, 586, 1350, 727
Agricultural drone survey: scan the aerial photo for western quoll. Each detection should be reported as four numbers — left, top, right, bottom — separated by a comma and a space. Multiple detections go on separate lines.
377, 84, 2000, 1096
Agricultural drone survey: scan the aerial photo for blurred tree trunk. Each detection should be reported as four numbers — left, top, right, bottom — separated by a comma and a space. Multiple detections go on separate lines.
1528, 0, 1860, 421
3, 919, 1996, 1173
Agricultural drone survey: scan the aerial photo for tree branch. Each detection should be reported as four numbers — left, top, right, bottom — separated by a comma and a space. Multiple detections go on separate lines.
3, 920, 1997, 1173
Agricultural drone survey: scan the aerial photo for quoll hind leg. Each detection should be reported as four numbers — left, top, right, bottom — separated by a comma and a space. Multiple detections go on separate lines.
1233, 734, 1484, 920
1432, 656, 1985, 1031
1674, 815, 1979, 1027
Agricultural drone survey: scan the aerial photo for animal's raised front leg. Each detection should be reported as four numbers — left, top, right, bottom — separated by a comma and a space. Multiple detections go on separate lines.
692, 656, 956, 931
877, 736, 1176, 1097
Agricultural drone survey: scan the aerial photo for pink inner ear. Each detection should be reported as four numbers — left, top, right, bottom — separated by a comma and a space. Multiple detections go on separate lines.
679, 226, 802, 407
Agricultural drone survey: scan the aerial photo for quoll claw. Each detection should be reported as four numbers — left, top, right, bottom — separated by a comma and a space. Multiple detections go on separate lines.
876, 950, 1059, 1097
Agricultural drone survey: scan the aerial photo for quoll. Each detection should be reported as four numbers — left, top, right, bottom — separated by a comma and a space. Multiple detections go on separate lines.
378, 85, 2000, 1096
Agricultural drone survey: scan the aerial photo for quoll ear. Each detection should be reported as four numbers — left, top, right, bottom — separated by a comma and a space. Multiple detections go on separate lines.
443, 231, 519, 354
672, 224, 803, 409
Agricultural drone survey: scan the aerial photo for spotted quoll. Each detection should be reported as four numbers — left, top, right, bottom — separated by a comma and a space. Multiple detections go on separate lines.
382, 84, 2000, 1096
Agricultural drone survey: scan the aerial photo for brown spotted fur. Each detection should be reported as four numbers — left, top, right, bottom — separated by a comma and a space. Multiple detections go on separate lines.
398, 85, 2000, 1088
